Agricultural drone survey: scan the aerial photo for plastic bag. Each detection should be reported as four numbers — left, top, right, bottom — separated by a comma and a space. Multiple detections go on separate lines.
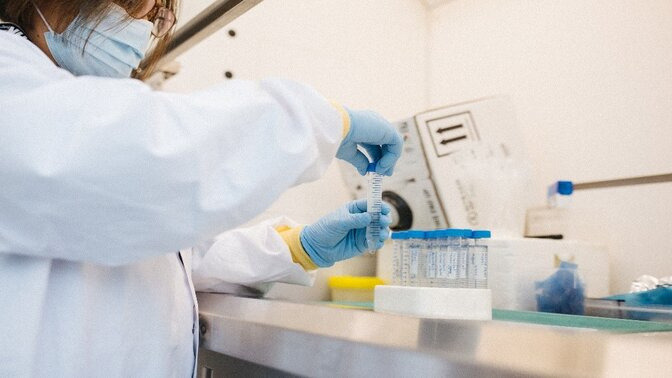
535, 261, 585, 315
445, 143, 532, 237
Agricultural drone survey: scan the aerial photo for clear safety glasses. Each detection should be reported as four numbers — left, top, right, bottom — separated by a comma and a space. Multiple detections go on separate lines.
136, 1, 176, 38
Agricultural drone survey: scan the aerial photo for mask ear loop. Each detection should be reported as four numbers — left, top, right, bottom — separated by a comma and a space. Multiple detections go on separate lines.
33, 2, 55, 33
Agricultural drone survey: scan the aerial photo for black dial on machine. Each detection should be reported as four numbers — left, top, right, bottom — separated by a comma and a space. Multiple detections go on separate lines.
382, 191, 413, 231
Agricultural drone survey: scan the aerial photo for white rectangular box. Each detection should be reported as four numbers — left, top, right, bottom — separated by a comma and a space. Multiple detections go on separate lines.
488, 238, 609, 311
376, 238, 609, 312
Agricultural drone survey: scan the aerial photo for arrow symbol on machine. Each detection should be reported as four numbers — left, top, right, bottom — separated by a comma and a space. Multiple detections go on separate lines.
440, 135, 467, 145
436, 124, 463, 133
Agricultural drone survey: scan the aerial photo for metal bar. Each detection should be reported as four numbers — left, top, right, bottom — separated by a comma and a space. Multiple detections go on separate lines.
574, 173, 672, 191
143, 0, 263, 72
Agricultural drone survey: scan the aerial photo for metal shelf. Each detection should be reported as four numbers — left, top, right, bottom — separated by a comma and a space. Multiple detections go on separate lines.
197, 293, 672, 377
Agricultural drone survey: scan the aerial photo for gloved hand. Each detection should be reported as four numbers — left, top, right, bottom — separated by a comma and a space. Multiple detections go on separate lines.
336, 109, 403, 176
300, 199, 392, 267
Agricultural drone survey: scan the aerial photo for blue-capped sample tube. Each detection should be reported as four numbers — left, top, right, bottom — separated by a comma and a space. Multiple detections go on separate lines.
470, 230, 491, 288
391, 232, 407, 285
366, 163, 383, 253
400, 232, 410, 286
457, 229, 472, 288
423, 230, 441, 287
405, 231, 425, 287
467, 234, 476, 288
434, 231, 447, 287
435, 229, 458, 288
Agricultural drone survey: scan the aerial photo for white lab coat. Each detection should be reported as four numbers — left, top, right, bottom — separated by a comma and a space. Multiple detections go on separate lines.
0, 30, 342, 377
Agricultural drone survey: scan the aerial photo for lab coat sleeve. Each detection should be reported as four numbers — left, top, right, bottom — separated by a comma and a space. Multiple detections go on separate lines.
0, 35, 344, 265
190, 217, 315, 292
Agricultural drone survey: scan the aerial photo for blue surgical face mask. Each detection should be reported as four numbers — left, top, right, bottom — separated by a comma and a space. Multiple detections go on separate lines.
35, 4, 153, 78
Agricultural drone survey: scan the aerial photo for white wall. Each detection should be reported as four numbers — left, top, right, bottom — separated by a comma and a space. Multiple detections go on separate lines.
164, 0, 428, 299
165, 0, 671, 297
427, 0, 672, 293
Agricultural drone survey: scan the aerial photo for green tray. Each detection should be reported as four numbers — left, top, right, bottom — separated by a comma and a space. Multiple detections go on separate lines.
492, 309, 672, 333
324, 302, 672, 333
325, 301, 375, 310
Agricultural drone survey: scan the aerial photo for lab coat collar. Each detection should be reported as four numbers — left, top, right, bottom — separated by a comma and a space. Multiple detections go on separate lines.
0, 22, 27, 39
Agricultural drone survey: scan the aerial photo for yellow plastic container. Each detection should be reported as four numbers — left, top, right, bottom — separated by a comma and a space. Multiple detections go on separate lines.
328, 276, 385, 302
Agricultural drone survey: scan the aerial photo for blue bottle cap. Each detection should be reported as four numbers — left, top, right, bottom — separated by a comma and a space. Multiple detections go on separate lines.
406, 230, 425, 239
367, 162, 377, 173
472, 230, 491, 239
391, 231, 407, 240
457, 229, 473, 237
438, 229, 461, 238
557, 181, 573, 195
549, 180, 574, 196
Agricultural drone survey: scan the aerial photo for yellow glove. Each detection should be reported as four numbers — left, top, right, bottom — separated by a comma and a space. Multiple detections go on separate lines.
276, 225, 318, 271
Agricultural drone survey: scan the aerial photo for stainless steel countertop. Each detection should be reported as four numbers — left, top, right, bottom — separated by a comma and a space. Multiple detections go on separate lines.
197, 293, 671, 377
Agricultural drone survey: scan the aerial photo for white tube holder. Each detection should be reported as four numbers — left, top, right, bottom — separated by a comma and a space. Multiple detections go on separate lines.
374, 285, 492, 320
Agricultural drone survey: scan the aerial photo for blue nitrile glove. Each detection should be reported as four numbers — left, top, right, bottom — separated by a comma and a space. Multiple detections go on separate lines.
336, 109, 403, 176
300, 199, 392, 267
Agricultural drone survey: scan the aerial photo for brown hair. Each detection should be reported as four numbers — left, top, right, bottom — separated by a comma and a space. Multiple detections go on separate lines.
0, 0, 178, 80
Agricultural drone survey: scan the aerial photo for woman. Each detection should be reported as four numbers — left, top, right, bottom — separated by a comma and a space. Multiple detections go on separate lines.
0, 0, 402, 376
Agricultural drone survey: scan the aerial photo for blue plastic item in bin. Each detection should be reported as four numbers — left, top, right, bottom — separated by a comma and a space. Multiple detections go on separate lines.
536, 261, 585, 315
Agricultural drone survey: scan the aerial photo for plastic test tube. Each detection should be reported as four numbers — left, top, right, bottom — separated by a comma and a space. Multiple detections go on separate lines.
399, 232, 410, 286
469, 230, 491, 289
365, 163, 383, 253
435, 229, 460, 288
547, 180, 573, 208
390, 231, 407, 286
404, 231, 425, 287
457, 229, 472, 288
467, 233, 476, 289
422, 230, 441, 287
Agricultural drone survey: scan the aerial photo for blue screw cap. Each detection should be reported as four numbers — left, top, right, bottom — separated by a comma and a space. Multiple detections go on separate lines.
457, 229, 473, 237
472, 230, 491, 239
549, 180, 573, 196
557, 181, 573, 195
437, 229, 461, 238
406, 230, 425, 239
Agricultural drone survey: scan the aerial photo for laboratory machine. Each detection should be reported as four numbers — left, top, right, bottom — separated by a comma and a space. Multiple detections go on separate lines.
337, 98, 611, 311
340, 96, 526, 234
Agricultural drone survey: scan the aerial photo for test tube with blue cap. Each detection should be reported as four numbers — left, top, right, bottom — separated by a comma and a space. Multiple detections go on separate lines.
526, 180, 574, 239
469, 230, 491, 288
547, 180, 573, 208
366, 162, 383, 253
404, 230, 425, 286
423, 230, 441, 287
390, 231, 407, 285
436, 229, 461, 288
456, 229, 472, 288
